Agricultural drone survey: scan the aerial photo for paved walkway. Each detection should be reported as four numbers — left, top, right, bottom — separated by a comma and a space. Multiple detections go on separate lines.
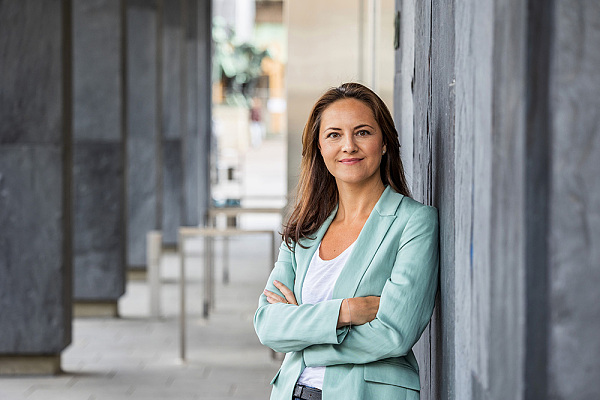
0, 139, 286, 400
1, 236, 281, 400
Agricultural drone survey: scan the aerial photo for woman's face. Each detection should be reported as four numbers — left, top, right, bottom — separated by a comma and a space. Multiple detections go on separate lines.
318, 98, 386, 187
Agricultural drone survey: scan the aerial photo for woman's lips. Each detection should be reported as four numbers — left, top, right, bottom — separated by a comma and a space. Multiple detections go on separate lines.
339, 158, 363, 165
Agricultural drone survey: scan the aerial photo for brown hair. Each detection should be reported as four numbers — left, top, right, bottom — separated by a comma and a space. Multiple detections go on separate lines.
283, 82, 411, 248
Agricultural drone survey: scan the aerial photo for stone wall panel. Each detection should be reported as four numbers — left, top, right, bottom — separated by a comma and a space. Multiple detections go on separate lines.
548, 1, 600, 398
0, 0, 71, 356
72, 0, 126, 301
0, 1, 62, 145
73, 142, 125, 299
161, 139, 183, 244
0, 147, 70, 352
126, 0, 160, 268
161, 0, 184, 245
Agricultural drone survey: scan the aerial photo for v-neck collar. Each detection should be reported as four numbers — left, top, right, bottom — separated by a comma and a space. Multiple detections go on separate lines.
293, 186, 404, 303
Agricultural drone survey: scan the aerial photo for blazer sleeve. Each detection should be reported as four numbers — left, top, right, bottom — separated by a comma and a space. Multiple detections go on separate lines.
253, 241, 349, 353
302, 205, 439, 367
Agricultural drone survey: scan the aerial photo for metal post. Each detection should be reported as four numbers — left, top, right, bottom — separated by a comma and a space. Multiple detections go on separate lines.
203, 235, 211, 318
223, 236, 230, 283
209, 235, 215, 310
179, 230, 186, 361
147, 231, 163, 318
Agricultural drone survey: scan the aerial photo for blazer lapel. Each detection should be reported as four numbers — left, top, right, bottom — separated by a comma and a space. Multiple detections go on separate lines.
332, 186, 403, 299
294, 206, 338, 304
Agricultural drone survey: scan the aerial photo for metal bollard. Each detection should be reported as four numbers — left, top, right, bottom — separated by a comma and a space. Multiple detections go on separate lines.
147, 231, 162, 318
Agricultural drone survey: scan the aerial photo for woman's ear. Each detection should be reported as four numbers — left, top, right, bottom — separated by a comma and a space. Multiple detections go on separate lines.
382, 144, 387, 155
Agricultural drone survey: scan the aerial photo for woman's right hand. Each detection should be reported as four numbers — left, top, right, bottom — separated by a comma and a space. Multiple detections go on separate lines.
337, 296, 380, 328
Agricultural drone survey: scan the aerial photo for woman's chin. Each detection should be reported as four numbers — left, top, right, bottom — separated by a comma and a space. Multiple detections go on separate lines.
334, 174, 381, 187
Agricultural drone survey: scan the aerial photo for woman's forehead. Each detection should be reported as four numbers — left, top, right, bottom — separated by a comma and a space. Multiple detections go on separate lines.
320, 99, 377, 127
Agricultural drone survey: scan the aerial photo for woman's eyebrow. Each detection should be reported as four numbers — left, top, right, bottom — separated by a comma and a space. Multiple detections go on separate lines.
324, 124, 374, 132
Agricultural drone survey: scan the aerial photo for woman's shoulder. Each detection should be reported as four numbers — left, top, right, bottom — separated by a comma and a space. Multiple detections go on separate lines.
377, 187, 437, 220
396, 194, 438, 226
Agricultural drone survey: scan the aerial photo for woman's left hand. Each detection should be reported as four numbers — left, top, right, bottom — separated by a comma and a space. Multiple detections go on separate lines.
264, 280, 298, 306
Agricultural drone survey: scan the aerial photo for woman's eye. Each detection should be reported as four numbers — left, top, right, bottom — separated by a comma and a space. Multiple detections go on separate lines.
356, 130, 371, 136
326, 132, 340, 138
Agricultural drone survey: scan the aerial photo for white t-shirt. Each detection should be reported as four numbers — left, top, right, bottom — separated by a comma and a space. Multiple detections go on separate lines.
296, 241, 356, 389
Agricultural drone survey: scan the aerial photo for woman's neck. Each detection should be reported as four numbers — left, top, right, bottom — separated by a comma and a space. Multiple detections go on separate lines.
335, 179, 386, 224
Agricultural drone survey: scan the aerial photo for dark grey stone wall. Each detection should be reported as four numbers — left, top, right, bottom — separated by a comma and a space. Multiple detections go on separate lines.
453, 1, 497, 399
406, 0, 530, 396
72, 0, 126, 300
547, 0, 600, 398
161, 0, 184, 245
126, 0, 210, 261
408, 0, 457, 399
487, 2, 528, 398
427, 1, 456, 399
0, 0, 72, 353
396, 0, 599, 399
126, 0, 160, 269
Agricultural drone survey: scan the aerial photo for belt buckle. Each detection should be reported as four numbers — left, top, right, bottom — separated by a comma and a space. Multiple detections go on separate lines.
294, 384, 320, 400
293, 384, 304, 398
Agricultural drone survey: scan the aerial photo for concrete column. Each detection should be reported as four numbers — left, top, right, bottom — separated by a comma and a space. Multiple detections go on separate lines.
413, 0, 458, 398
407, 0, 529, 396
396, 0, 600, 399
0, 0, 72, 374
125, 0, 160, 273
197, 0, 212, 225
405, 1, 434, 396
183, 0, 199, 227
72, 0, 126, 313
486, 2, 528, 398
545, 1, 600, 397
452, 1, 495, 399
161, 0, 184, 245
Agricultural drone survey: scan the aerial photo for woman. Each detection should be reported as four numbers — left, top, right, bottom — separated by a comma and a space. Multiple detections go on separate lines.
254, 83, 439, 400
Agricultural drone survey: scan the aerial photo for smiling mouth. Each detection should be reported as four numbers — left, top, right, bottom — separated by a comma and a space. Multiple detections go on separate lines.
339, 158, 363, 165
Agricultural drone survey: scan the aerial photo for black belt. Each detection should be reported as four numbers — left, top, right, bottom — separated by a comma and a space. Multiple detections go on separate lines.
293, 384, 322, 400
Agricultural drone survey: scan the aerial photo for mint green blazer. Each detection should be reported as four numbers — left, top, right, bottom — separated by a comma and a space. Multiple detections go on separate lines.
254, 186, 439, 400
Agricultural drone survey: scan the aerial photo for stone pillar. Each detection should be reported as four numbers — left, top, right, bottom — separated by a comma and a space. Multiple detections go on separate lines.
126, 0, 161, 273
452, 1, 496, 399
545, 1, 600, 397
197, 0, 212, 225
405, 0, 530, 396
72, 0, 126, 314
408, 0, 458, 397
0, 0, 72, 374
396, 0, 600, 399
161, 0, 185, 245
183, 0, 199, 227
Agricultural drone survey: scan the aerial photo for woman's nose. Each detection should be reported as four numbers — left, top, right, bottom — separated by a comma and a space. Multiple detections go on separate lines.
342, 134, 358, 153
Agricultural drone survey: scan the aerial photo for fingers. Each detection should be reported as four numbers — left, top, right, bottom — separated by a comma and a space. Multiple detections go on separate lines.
263, 289, 288, 304
273, 280, 298, 306
263, 281, 298, 306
